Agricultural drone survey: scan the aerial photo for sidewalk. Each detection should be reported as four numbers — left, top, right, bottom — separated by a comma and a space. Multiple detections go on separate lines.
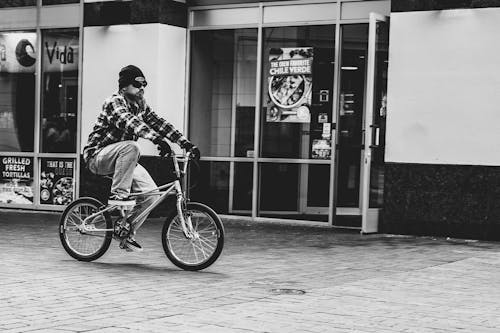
1, 209, 500, 332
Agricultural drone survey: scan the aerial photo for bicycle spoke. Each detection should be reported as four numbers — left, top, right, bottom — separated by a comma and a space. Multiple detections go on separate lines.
63, 202, 108, 257
192, 242, 200, 262
168, 234, 187, 241
196, 236, 216, 251
197, 226, 216, 235
171, 218, 182, 229
68, 211, 84, 226
196, 239, 208, 259
195, 223, 214, 233
165, 205, 223, 268
194, 215, 200, 230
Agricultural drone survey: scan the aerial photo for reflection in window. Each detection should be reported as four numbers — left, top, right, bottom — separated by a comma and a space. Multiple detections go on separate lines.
189, 29, 257, 158
41, 29, 79, 153
369, 22, 389, 208
190, 161, 230, 214
337, 24, 368, 207
0, 31, 36, 152
232, 162, 252, 214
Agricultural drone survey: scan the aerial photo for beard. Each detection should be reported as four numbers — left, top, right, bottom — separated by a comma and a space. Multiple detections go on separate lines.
124, 89, 144, 101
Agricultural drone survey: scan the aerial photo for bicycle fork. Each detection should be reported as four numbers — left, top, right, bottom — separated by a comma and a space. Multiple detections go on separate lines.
175, 181, 195, 239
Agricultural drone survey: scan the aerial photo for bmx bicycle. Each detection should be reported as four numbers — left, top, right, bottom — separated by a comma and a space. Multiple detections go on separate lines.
59, 151, 224, 271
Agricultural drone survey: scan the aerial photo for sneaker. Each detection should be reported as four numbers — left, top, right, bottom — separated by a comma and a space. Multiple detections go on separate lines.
108, 194, 136, 207
123, 238, 143, 252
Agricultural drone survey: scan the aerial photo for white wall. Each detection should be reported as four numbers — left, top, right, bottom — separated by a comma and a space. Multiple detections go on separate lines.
386, 8, 500, 166
81, 23, 187, 156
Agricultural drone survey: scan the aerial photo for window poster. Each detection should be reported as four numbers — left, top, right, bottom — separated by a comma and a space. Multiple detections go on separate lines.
40, 158, 74, 205
0, 156, 34, 204
312, 139, 331, 159
42, 32, 79, 73
266, 47, 313, 123
0, 32, 37, 74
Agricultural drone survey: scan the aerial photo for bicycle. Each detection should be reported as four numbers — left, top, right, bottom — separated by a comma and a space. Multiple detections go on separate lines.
59, 151, 224, 271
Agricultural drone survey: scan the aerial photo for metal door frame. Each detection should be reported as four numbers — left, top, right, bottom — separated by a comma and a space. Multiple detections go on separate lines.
360, 12, 388, 233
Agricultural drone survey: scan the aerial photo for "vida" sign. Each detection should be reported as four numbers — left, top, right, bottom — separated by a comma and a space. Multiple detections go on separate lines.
45, 41, 75, 65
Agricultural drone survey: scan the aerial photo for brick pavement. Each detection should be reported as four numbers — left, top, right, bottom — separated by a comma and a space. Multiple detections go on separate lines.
1, 209, 500, 332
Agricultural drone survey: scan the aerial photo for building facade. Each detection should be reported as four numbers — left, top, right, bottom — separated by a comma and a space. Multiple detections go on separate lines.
0, 0, 499, 240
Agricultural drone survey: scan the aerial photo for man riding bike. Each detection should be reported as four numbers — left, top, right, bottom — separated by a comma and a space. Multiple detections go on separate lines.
83, 65, 200, 253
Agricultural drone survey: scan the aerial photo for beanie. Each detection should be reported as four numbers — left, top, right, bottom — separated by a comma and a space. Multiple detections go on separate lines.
118, 65, 146, 89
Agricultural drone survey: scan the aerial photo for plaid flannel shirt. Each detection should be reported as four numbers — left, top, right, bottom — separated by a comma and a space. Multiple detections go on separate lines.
83, 92, 190, 163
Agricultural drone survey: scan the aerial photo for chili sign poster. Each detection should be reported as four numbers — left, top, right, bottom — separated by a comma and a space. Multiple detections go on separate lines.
266, 47, 313, 123
40, 158, 74, 205
0, 156, 34, 204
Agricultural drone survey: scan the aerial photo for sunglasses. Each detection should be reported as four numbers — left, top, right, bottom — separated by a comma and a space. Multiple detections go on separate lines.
131, 77, 147, 88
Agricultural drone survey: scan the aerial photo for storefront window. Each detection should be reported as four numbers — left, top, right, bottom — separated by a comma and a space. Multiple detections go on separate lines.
43, 0, 79, 4
187, 7, 389, 221
40, 29, 79, 153
190, 161, 230, 214
190, 161, 252, 215
232, 162, 252, 213
0, 28, 79, 208
258, 163, 329, 222
0, 1, 36, 7
189, 29, 257, 158
260, 25, 335, 159
337, 24, 368, 207
0, 31, 36, 152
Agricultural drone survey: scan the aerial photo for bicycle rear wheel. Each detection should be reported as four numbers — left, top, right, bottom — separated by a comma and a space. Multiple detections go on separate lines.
59, 197, 113, 262
162, 202, 224, 271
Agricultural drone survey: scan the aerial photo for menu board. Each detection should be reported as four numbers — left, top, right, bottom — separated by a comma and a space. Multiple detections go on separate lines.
0, 156, 34, 204
40, 158, 74, 205
266, 47, 313, 123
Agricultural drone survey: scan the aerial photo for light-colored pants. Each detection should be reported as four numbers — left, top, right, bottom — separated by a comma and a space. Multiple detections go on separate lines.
87, 140, 157, 236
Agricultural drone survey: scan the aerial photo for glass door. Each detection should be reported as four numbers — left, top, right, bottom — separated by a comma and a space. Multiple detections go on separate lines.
258, 25, 335, 222
360, 13, 389, 233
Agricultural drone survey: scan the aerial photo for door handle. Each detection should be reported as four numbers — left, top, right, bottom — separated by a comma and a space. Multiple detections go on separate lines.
369, 124, 380, 149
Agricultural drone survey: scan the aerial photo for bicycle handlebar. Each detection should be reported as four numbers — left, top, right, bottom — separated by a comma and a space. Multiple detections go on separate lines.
167, 151, 194, 179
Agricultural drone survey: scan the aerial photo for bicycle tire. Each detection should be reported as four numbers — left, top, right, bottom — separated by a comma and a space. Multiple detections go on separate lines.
162, 202, 224, 271
59, 197, 113, 262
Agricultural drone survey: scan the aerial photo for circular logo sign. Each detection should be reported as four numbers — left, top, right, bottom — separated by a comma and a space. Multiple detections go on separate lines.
15, 39, 36, 67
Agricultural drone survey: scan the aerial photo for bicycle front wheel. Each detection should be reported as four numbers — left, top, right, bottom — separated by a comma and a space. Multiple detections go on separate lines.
59, 197, 113, 262
162, 202, 224, 271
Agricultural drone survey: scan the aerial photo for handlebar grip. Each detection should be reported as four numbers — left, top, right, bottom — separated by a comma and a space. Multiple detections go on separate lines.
157, 143, 172, 157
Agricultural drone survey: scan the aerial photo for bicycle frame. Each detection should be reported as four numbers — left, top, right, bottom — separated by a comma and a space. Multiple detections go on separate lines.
80, 153, 194, 236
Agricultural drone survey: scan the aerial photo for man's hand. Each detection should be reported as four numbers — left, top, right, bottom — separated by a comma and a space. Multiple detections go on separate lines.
189, 146, 201, 161
155, 139, 172, 157
184, 142, 200, 161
